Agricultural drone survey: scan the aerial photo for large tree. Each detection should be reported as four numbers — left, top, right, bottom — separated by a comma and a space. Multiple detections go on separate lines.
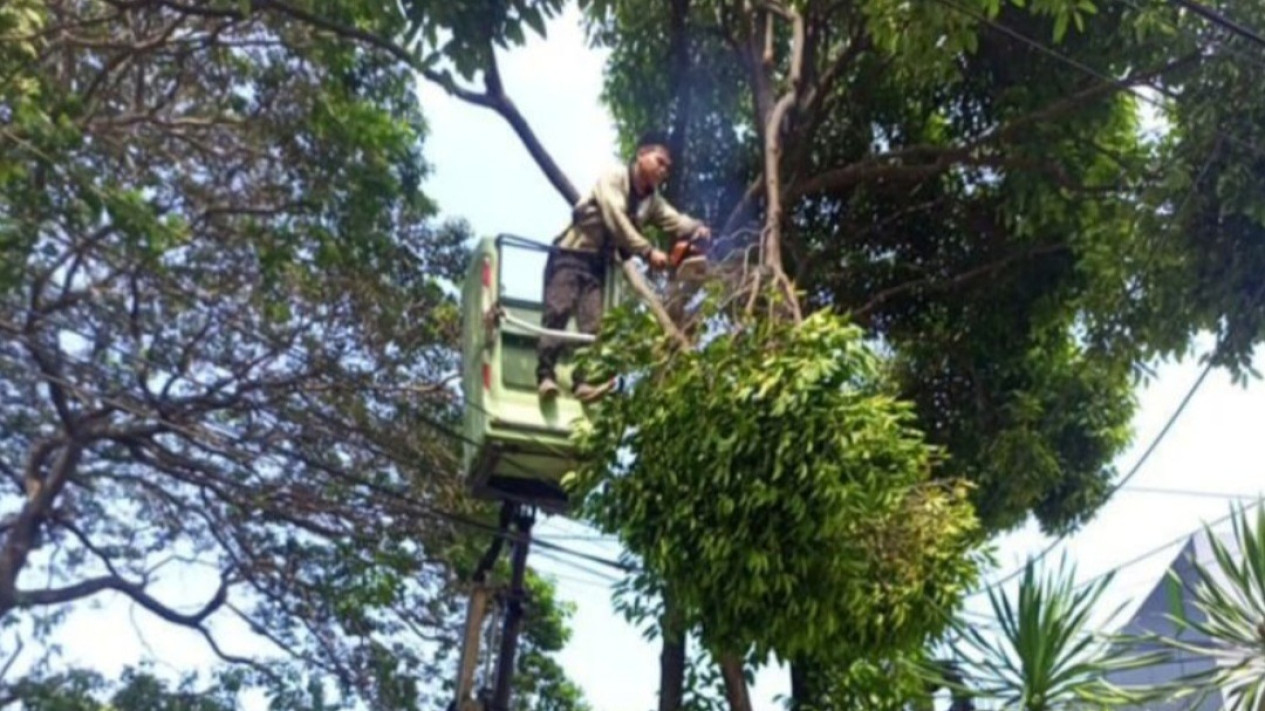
563, 0, 1265, 708
0, 0, 588, 708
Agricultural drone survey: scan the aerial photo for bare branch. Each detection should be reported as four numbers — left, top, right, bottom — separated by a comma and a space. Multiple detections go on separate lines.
754, 0, 806, 321
1, 443, 84, 615
620, 262, 692, 349
48, 512, 126, 582
240, 0, 580, 204
15, 570, 231, 628
480, 49, 580, 204
196, 622, 283, 686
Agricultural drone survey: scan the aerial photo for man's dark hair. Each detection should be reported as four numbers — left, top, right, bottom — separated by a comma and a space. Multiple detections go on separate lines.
635, 130, 671, 154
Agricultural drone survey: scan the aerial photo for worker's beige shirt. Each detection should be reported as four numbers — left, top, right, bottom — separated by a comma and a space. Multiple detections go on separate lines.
556, 163, 702, 258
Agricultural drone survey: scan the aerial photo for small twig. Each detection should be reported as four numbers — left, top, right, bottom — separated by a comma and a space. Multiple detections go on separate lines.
196, 622, 283, 685
0, 637, 23, 682
744, 269, 763, 317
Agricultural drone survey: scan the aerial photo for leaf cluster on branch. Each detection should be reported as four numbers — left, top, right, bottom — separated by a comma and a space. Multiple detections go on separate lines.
567, 290, 983, 670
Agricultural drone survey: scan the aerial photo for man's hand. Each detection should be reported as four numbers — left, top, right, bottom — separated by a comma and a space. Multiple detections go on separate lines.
693, 225, 712, 240
648, 248, 669, 270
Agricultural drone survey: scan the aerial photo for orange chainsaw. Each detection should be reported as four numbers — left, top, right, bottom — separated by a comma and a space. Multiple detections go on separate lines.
670, 228, 712, 265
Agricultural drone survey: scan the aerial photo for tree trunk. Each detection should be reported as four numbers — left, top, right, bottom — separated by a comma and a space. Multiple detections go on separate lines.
658, 594, 687, 711
719, 653, 752, 711
789, 660, 810, 711
666, 0, 693, 207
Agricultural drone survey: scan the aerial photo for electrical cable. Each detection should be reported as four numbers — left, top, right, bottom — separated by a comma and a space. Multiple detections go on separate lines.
1169, 0, 1265, 49
1120, 484, 1261, 500
1073, 498, 1262, 591
930, 0, 1265, 160
1106, 0, 1265, 74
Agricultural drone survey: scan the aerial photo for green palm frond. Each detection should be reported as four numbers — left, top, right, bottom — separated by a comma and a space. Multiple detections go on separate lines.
1149, 500, 1265, 711
944, 554, 1166, 710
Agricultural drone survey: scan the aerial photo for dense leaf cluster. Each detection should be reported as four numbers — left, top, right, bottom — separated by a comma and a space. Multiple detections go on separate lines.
569, 296, 982, 662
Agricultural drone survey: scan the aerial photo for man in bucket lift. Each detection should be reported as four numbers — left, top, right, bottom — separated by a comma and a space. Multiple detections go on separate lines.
536, 131, 711, 402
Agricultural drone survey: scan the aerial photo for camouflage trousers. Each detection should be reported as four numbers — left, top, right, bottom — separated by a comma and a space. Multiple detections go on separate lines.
535, 248, 606, 387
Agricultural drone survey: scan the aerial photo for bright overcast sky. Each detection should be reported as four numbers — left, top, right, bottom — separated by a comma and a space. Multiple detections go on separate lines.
24, 5, 1265, 711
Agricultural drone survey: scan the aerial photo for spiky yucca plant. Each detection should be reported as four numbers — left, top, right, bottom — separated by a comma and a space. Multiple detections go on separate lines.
941, 556, 1164, 710
1152, 501, 1265, 711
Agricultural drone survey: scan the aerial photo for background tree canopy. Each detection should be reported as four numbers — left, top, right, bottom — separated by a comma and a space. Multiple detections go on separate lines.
0, 0, 588, 708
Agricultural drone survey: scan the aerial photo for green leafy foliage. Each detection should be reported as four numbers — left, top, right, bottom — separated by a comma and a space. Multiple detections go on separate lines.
788, 650, 941, 711
402, 0, 567, 79
568, 293, 982, 663
514, 572, 593, 711
14, 666, 243, 711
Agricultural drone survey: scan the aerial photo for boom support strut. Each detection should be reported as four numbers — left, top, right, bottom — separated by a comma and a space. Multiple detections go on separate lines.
451, 501, 537, 711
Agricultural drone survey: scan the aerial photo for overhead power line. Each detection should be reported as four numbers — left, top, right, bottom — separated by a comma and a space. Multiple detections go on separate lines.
1073, 497, 1263, 591
932, 0, 1265, 160
1121, 485, 1261, 500
1169, 0, 1265, 49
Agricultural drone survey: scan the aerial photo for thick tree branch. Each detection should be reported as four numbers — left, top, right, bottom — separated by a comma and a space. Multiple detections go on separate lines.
666, 0, 694, 206
789, 52, 1199, 200
14, 570, 231, 627
481, 50, 580, 204
784, 25, 873, 183
0, 443, 83, 615
853, 243, 1069, 319
620, 262, 691, 348
750, 0, 806, 321
759, 3, 804, 271
18, 333, 76, 434
241, 0, 579, 205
